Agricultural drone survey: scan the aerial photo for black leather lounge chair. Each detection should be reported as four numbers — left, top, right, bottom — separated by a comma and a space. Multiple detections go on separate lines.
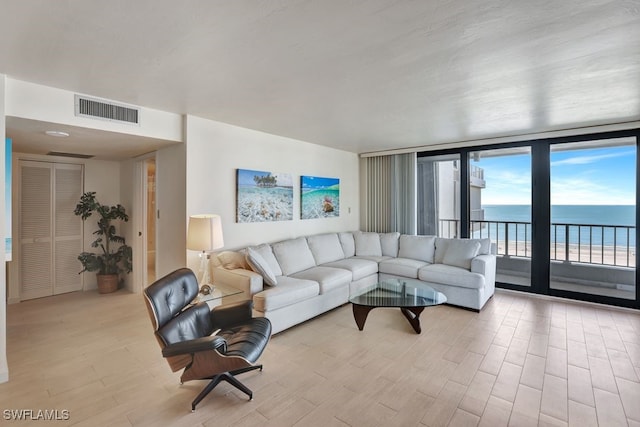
143, 268, 272, 411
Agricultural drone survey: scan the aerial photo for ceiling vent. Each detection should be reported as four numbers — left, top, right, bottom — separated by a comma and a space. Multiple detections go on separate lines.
47, 151, 94, 159
75, 95, 140, 125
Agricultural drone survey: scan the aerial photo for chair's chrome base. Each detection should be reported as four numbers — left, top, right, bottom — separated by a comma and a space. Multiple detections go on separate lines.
191, 365, 263, 411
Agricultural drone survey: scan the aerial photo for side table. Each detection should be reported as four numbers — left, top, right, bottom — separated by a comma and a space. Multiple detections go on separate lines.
192, 283, 244, 308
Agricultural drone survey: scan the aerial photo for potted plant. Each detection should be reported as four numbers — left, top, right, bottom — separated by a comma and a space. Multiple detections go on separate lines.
74, 191, 133, 294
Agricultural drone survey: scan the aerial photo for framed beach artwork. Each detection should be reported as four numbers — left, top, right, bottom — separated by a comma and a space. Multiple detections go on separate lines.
300, 175, 340, 219
236, 168, 293, 222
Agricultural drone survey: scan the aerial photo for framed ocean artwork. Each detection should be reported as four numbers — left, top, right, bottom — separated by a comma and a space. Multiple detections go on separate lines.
300, 175, 340, 219
236, 168, 293, 222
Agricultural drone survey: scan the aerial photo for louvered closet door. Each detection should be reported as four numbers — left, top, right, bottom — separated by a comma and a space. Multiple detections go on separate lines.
20, 161, 84, 300
20, 161, 54, 300
54, 164, 83, 294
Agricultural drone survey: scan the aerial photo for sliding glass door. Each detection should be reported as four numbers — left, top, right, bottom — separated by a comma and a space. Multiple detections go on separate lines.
417, 129, 639, 309
417, 154, 461, 238
549, 138, 636, 300
468, 147, 532, 287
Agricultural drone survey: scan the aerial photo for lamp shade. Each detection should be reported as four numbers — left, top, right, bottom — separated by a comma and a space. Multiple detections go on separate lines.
186, 214, 224, 251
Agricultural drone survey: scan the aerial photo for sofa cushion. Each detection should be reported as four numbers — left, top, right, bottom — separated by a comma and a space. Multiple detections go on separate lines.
354, 231, 382, 257
379, 258, 428, 279
307, 233, 345, 265
253, 277, 319, 312
418, 264, 485, 289
246, 247, 278, 286
338, 232, 356, 257
248, 244, 282, 276
322, 258, 378, 281
272, 237, 317, 276
435, 237, 491, 263
291, 266, 352, 294
434, 238, 450, 264
442, 239, 481, 270
380, 232, 400, 257
398, 235, 436, 263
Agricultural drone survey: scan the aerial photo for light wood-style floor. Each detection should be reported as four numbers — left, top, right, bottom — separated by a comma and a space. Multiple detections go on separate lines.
2, 289, 640, 426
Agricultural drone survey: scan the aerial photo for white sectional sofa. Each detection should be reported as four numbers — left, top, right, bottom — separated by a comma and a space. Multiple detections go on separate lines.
212, 231, 496, 334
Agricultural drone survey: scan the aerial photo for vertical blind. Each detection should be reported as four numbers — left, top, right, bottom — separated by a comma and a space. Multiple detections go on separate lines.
364, 155, 392, 232
364, 153, 416, 234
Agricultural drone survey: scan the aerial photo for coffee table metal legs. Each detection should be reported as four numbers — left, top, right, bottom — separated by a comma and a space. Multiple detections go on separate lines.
352, 304, 425, 334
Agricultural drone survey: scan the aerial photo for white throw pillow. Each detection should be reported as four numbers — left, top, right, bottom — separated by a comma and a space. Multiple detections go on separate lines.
442, 239, 481, 270
248, 244, 283, 276
354, 231, 382, 257
472, 238, 492, 255
246, 247, 278, 286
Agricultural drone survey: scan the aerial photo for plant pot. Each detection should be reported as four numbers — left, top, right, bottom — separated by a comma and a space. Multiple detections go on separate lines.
97, 274, 119, 294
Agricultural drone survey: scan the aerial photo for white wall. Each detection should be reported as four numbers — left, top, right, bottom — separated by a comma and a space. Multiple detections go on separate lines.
1, 74, 8, 383
5, 79, 182, 142
82, 159, 122, 290
155, 142, 187, 278
184, 115, 360, 271
120, 158, 136, 292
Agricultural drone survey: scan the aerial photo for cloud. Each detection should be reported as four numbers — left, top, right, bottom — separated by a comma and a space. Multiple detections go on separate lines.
481, 169, 634, 205
488, 170, 531, 187
273, 173, 293, 187
480, 169, 532, 204
551, 177, 634, 205
550, 149, 635, 166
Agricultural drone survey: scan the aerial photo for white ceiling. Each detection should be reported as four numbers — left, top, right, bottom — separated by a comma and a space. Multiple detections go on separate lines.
5, 117, 178, 160
1, 1, 639, 157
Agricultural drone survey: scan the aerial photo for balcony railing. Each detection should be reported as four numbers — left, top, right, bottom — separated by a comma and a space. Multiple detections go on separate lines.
439, 219, 636, 268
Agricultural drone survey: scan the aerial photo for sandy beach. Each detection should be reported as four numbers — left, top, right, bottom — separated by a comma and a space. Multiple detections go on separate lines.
496, 241, 635, 267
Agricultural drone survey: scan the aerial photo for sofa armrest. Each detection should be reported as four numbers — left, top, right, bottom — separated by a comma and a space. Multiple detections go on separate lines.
471, 254, 496, 293
471, 254, 494, 275
213, 267, 264, 297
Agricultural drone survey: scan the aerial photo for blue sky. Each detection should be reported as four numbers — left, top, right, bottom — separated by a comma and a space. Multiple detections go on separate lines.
237, 168, 293, 187
476, 145, 636, 205
301, 176, 339, 190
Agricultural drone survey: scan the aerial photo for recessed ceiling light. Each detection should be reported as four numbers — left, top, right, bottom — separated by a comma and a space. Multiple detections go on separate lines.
45, 130, 70, 137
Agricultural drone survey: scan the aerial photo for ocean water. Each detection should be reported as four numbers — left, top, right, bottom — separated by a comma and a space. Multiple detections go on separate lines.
301, 188, 340, 219
482, 205, 635, 226
476, 205, 636, 246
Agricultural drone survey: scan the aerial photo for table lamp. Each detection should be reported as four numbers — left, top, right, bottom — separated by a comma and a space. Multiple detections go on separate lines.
186, 214, 224, 288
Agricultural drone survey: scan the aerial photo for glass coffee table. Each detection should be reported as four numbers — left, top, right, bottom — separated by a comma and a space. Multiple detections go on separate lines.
349, 278, 447, 334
